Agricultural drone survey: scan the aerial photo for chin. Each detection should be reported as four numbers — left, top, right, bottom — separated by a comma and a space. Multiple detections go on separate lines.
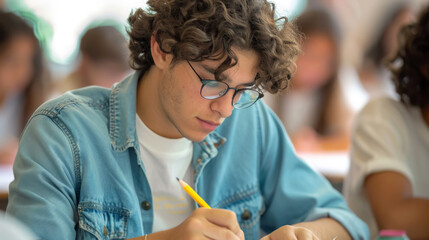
185, 134, 209, 143
181, 130, 210, 143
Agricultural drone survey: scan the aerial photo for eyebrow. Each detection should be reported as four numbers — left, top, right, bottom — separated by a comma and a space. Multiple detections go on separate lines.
200, 64, 257, 87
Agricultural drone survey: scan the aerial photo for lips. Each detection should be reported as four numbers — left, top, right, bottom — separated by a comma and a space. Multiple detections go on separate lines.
197, 118, 221, 132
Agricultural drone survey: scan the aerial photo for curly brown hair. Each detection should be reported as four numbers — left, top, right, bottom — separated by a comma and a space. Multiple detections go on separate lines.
388, 5, 429, 108
127, 0, 300, 93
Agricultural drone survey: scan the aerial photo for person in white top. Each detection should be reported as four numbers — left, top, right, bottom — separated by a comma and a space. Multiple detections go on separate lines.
343, 6, 429, 239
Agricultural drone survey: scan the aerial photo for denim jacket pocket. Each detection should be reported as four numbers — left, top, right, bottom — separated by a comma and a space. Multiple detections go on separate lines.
78, 201, 130, 240
217, 187, 264, 240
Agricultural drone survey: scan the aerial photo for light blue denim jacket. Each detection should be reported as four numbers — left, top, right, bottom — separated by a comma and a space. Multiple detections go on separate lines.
7, 71, 369, 240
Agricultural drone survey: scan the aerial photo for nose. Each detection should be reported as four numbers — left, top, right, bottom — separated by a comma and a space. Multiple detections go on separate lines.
210, 90, 234, 118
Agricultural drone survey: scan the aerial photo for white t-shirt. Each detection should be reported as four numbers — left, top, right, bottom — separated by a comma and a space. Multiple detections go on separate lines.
136, 114, 195, 233
343, 97, 429, 239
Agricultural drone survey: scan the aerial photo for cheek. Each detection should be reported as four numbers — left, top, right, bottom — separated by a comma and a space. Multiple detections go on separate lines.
295, 56, 333, 88
173, 83, 207, 116
0, 64, 32, 91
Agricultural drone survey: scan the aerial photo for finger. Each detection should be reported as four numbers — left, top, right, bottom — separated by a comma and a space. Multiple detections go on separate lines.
294, 227, 317, 240
202, 218, 240, 240
271, 229, 298, 240
313, 235, 321, 240
296, 231, 315, 240
237, 229, 245, 240
200, 208, 242, 235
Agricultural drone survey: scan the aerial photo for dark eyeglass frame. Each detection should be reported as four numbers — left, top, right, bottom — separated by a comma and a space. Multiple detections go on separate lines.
187, 61, 264, 109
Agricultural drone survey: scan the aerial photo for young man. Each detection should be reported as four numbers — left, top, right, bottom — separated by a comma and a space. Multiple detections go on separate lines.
7, 0, 368, 239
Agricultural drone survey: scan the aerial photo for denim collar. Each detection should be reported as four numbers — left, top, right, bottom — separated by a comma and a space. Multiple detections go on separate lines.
109, 71, 140, 152
109, 71, 226, 157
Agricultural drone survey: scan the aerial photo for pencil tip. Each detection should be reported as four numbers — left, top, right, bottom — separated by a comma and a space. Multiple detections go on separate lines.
176, 177, 179, 181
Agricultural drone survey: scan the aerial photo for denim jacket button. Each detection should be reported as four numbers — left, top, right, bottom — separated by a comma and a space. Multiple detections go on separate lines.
241, 208, 252, 220
196, 158, 203, 164
141, 201, 151, 210
103, 226, 108, 236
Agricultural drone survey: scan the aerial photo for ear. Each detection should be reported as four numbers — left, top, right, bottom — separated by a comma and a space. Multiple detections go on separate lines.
150, 34, 172, 70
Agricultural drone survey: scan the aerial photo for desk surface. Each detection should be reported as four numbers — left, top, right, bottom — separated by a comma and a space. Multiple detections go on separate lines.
0, 165, 13, 196
297, 151, 350, 180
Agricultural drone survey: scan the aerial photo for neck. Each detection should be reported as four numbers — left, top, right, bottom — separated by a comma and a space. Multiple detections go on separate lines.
136, 67, 181, 139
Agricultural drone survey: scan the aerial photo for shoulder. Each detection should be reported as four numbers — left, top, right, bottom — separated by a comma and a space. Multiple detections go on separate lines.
355, 97, 417, 131
359, 97, 407, 119
33, 86, 112, 120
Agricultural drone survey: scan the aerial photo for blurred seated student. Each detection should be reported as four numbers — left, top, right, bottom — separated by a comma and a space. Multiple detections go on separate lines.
344, 5, 429, 239
358, 3, 415, 99
56, 25, 131, 92
0, 11, 51, 165
265, 8, 351, 152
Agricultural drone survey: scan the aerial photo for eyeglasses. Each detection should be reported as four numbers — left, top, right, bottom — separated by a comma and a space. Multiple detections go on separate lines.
187, 61, 264, 109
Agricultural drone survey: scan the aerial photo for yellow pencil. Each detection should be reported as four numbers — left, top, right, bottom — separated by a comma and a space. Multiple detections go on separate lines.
176, 177, 211, 209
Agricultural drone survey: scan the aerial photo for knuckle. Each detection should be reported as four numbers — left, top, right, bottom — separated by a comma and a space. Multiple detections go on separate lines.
186, 217, 203, 231
226, 210, 237, 221
280, 225, 294, 232
297, 227, 314, 238
193, 207, 206, 215
220, 229, 237, 240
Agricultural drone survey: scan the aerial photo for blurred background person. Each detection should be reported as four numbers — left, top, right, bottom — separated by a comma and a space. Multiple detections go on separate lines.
56, 25, 131, 93
0, 11, 51, 165
265, 7, 352, 152
344, 5, 429, 239
358, 2, 416, 99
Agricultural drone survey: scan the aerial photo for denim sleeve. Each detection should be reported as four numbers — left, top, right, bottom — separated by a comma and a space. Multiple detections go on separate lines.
256, 103, 369, 240
7, 114, 78, 240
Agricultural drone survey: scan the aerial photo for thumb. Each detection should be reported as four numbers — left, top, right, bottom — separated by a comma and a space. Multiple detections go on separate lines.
237, 229, 245, 240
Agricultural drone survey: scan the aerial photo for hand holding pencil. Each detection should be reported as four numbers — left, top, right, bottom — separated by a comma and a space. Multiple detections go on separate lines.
168, 177, 245, 240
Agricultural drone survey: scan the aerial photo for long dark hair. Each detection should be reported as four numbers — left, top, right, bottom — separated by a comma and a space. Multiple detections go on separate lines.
0, 11, 51, 131
297, 8, 341, 134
